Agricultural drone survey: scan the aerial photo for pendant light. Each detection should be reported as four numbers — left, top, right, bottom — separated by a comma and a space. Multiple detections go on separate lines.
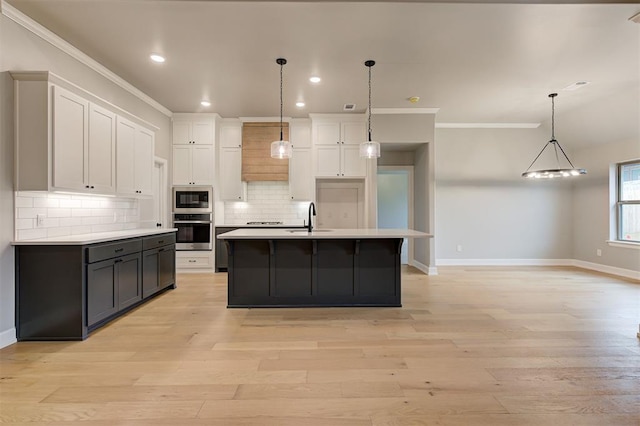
360, 60, 381, 159
270, 58, 292, 159
522, 93, 586, 179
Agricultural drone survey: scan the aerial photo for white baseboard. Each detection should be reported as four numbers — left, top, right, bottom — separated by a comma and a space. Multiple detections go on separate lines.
410, 260, 438, 275
571, 259, 640, 281
0, 328, 17, 349
435, 258, 639, 281
436, 258, 572, 266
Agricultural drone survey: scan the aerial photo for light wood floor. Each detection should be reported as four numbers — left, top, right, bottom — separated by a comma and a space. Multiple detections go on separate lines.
1, 266, 639, 425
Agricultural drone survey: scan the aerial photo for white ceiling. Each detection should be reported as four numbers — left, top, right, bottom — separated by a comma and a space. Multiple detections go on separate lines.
5, 0, 640, 147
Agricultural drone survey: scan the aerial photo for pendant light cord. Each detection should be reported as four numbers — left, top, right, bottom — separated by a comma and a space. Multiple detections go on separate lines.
368, 65, 372, 142
279, 61, 284, 141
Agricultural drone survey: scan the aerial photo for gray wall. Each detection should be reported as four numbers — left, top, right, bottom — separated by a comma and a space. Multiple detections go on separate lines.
0, 9, 172, 345
572, 139, 640, 271
435, 127, 574, 261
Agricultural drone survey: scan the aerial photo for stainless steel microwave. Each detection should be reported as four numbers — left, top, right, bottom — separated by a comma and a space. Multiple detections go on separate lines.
172, 186, 213, 213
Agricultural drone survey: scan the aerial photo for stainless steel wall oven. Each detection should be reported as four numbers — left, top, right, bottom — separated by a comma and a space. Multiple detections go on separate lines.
173, 213, 213, 250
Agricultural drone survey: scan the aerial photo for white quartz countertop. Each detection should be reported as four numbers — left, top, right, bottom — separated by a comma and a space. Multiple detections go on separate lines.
12, 228, 178, 246
217, 228, 432, 239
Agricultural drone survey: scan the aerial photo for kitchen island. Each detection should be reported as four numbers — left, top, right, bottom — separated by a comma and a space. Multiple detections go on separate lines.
217, 228, 431, 308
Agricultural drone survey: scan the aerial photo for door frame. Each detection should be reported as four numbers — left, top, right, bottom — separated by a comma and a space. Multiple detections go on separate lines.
378, 165, 414, 264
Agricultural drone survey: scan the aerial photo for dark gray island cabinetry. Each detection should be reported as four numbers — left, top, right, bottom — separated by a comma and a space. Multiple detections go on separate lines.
217, 228, 431, 308
14, 229, 176, 341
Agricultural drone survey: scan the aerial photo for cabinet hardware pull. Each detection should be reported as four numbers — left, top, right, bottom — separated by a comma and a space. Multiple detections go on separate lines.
158, 240, 164, 244
115, 248, 124, 253
158, 248, 164, 252
188, 259, 196, 263
114, 259, 123, 263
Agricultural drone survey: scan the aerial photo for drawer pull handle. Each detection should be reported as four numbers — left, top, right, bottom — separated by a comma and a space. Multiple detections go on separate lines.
114, 248, 124, 253
158, 240, 164, 244
114, 259, 123, 263
188, 259, 196, 263
158, 248, 165, 252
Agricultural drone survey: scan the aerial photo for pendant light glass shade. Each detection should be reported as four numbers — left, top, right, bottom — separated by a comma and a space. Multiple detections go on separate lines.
361, 60, 381, 159
271, 58, 292, 159
522, 93, 586, 179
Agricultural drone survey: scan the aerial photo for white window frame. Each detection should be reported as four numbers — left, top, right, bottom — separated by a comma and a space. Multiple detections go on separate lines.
608, 160, 640, 249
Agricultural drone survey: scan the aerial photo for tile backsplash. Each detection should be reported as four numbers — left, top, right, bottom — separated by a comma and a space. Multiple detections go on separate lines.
14, 192, 149, 240
223, 182, 309, 225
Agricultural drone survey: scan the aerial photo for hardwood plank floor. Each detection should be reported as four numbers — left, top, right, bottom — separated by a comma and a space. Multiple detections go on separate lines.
1, 266, 639, 425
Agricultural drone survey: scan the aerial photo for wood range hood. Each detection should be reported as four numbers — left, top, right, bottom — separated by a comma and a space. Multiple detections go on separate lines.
241, 122, 289, 182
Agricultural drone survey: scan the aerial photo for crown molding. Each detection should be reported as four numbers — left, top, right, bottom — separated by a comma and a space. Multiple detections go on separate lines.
435, 122, 540, 129
371, 108, 440, 115
2, 3, 172, 117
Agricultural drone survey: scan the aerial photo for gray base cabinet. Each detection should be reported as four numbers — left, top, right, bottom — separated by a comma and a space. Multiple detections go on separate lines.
16, 231, 176, 341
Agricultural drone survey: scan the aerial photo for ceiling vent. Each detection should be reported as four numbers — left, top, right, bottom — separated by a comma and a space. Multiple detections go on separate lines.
343, 103, 356, 111
630, 12, 640, 24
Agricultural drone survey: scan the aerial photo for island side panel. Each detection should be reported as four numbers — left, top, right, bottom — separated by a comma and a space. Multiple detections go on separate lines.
273, 240, 313, 297
357, 239, 402, 303
227, 240, 271, 306
16, 245, 86, 340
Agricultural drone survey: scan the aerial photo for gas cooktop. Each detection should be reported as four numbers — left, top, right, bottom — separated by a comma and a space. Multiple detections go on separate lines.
246, 221, 283, 225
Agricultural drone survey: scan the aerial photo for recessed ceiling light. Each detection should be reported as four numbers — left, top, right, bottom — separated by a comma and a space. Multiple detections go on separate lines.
296, 101, 305, 108
309, 76, 321, 84
200, 100, 211, 107
562, 81, 590, 91
150, 54, 165, 63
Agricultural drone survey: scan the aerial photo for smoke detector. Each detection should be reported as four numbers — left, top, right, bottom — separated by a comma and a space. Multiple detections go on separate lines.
343, 103, 356, 111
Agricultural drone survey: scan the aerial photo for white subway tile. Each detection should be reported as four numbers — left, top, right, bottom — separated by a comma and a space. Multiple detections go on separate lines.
16, 218, 33, 230
42, 218, 59, 228
71, 209, 93, 217
47, 227, 71, 238
58, 217, 76, 227
47, 208, 72, 218
59, 199, 83, 208
17, 228, 47, 240
14, 196, 33, 208
34, 197, 60, 208
18, 207, 47, 219
82, 217, 102, 225
71, 225, 92, 235
82, 199, 101, 208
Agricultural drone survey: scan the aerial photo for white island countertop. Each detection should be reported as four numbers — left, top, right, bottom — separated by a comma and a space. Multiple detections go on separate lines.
217, 228, 432, 240
12, 228, 178, 246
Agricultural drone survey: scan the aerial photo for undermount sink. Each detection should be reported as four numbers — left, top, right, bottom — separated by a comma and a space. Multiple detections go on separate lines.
287, 229, 333, 233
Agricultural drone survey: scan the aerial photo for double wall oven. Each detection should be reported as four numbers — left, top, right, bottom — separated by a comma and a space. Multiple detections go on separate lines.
172, 186, 213, 250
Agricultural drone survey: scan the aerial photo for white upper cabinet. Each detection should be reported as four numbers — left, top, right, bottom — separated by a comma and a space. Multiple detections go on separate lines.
218, 120, 244, 200
171, 115, 217, 186
311, 116, 366, 178
13, 72, 155, 197
87, 104, 117, 193
172, 120, 213, 145
289, 119, 313, 200
116, 116, 155, 196
219, 124, 242, 148
52, 86, 90, 191
52, 87, 116, 194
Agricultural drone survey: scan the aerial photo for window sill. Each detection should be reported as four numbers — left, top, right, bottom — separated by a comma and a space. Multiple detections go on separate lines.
606, 240, 640, 250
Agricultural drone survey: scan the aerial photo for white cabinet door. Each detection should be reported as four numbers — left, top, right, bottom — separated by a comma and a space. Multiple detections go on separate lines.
172, 145, 192, 185
219, 125, 242, 148
219, 147, 244, 200
135, 127, 154, 196
117, 117, 154, 196
314, 145, 341, 177
88, 104, 116, 193
191, 121, 213, 145
52, 86, 89, 191
342, 144, 366, 177
289, 147, 313, 200
172, 121, 191, 145
342, 122, 366, 145
191, 145, 214, 184
116, 117, 137, 195
290, 123, 311, 148
314, 122, 340, 145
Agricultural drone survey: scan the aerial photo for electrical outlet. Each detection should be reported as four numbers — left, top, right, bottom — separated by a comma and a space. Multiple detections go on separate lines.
36, 214, 45, 227
596, 249, 602, 257
456, 245, 463, 252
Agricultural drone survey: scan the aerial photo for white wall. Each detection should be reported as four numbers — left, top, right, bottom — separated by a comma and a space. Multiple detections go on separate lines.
435, 127, 574, 262
0, 7, 172, 347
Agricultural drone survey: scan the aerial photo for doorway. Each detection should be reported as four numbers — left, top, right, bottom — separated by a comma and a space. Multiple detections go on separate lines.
377, 166, 414, 264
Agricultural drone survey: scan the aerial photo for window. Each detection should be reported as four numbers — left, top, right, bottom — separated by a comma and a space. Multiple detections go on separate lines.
618, 161, 640, 242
